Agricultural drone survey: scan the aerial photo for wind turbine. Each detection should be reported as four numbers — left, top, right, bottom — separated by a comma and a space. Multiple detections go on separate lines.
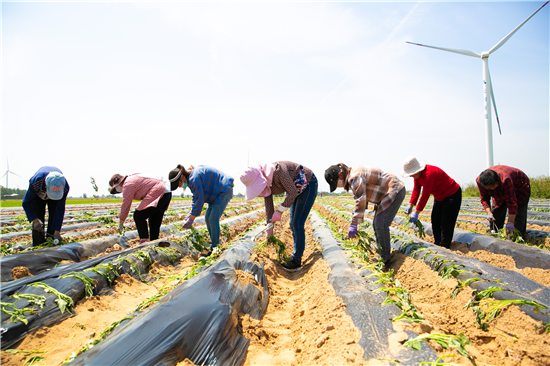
407, 1, 548, 168
2, 159, 21, 189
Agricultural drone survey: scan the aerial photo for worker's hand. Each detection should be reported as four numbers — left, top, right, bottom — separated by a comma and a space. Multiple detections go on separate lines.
118, 223, 125, 233
486, 212, 494, 221
348, 223, 357, 239
271, 211, 282, 223
32, 219, 44, 233
183, 215, 194, 229
410, 212, 419, 224
264, 227, 273, 240
404, 206, 413, 215
53, 232, 62, 243
505, 223, 515, 235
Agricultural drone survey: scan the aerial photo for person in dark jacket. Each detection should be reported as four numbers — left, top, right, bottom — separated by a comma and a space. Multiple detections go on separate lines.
476, 165, 530, 239
22, 166, 69, 246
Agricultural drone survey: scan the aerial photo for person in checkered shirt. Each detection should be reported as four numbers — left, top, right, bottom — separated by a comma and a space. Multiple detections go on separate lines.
476, 165, 531, 239
325, 163, 405, 272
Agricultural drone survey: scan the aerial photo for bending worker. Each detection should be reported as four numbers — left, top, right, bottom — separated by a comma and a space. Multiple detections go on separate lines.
240, 161, 317, 272
476, 165, 530, 239
402, 156, 462, 249
325, 163, 405, 271
168, 164, 234, 254
109, 173, 172, 244
22, 166, 69, 246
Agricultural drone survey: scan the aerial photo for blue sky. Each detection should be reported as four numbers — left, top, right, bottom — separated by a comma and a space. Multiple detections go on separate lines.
2, 1, 548, 197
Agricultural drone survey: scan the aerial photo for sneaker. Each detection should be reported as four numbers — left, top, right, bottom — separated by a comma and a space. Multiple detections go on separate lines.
281, 259, 302, 272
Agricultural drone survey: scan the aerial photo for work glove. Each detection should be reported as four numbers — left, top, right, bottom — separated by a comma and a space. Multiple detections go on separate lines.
53, 232, 62, 244
183, 215, 194, 229
486, 212, 494, 221
264, 227, 273, 240
118, 224, 125, 233
348, 223, 357, 239
271, 211, 282, 223
404, 206, 413, 215
410, 212, 419, 224
505, 223, 515, 235
32, 219, 44, 233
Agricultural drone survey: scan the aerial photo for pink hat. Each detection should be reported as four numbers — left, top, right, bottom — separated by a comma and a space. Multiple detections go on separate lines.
240, 166, 269, 200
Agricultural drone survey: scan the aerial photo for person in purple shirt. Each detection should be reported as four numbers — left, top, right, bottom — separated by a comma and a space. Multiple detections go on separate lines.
22, 166, 70, 246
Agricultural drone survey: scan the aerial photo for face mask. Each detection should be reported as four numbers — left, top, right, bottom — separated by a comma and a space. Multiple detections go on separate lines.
115, 185, 122, 193
337, 179, 344, 188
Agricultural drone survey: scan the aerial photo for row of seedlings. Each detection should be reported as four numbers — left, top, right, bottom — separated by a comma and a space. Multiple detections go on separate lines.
1, 209, 266, 366
315, 200, 550, 365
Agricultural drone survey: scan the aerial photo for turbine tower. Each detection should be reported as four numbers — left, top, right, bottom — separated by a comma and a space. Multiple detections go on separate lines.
2, 159, 21, 189
407, 1, 548, 168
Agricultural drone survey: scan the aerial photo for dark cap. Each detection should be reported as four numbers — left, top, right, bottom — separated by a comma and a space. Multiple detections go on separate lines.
168, 168, 182, 191
324, 164, 340, 192
108, 174, 125, 194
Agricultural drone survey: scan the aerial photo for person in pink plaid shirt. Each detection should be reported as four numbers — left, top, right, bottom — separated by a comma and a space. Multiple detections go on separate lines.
109, 173, 172, 244
325, 164, 405, 271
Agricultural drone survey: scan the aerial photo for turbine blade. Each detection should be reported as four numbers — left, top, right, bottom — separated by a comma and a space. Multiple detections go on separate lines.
489, 1, 549, 54
486, 66, 502, 135
2, 172, 7, 179
10, 172, 22, 177
406, 41, 480, 58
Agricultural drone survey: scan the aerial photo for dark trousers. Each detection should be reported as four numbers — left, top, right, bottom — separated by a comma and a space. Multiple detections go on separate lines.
492, 196, 529, 238
431, 187, 462, 248
31, 198, 59, 246
134, 192, 172, 240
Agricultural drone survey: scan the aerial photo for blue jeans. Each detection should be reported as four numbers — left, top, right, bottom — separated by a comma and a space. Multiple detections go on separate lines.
372, 187, 406, 262
205, 188, 233, 248
289, 174, 318, 264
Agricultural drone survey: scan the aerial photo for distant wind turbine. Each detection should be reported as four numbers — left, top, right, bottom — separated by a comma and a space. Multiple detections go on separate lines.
2, 159, 21, 189
407, 1, 548, 168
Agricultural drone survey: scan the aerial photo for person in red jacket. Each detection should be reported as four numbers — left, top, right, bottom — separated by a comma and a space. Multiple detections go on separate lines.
476, 165, 530, 239
402, 157, 462, 249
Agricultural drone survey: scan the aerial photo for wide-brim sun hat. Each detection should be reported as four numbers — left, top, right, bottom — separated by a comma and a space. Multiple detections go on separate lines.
240, 166, 268, 200
45, 171, 66, 200
402, 156, 426, 177
324, 165, 340, 192
109, 174, 125, 194
168, 169, 182, 191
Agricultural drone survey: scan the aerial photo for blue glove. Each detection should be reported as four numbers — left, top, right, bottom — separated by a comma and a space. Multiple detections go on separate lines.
410, 212, 419, 224
348, 223, 357, 239
404, 206, 413, 215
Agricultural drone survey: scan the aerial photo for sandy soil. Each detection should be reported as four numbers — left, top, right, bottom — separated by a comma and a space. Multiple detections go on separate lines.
315, 201, 550, 366
240, 217, 365, 366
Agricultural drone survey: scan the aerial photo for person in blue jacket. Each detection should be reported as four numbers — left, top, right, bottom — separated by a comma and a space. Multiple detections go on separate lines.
22, 166, 70, 246
168, 164, 233, 254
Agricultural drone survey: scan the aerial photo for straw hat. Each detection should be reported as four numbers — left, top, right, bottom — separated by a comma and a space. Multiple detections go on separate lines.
402, 156, 426, 177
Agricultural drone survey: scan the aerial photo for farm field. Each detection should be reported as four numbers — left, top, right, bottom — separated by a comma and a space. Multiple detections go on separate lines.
1, 195, 550, 365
